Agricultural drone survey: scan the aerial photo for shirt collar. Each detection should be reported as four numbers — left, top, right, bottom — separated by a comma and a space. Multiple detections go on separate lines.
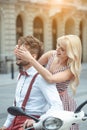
26, 67, 38, 76
17, 66, 38, 80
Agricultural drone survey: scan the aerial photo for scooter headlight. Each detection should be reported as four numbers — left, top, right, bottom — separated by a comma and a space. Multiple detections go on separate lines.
43, 117, 63, 130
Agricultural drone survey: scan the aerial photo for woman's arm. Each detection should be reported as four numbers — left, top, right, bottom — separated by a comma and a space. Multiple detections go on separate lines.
15, 47, 73, 83
28, 56, 73, 83
38, 50, 55, 65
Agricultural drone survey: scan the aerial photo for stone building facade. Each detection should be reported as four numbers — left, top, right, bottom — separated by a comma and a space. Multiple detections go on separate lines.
0, 0, 87, 73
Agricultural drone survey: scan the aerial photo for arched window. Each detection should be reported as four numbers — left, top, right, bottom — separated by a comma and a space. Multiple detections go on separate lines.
16, 15, 23, 44
65, 18, 75, 35
81, 0, 87, 4
33, 17, 43, 42
52, 19, 57, 49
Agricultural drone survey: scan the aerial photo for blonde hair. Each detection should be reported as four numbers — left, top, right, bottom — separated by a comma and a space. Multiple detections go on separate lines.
57, 35, 82, 94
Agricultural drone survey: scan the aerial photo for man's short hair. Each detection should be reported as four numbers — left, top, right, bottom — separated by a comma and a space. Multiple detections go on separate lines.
18, 35, 44, 60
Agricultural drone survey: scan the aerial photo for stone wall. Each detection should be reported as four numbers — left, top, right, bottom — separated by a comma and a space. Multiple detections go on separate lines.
0, 0, 87, 73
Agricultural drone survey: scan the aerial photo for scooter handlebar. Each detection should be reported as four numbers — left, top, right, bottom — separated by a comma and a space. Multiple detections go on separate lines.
75, 100, 87, 113
25, 126, 34, 130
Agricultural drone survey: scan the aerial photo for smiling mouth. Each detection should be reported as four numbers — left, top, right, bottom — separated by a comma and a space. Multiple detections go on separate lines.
56, 51, 61, 55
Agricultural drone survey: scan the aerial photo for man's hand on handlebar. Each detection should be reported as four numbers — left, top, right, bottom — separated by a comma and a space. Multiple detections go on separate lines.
0, 126, 7, 130
23, 119, 35, 129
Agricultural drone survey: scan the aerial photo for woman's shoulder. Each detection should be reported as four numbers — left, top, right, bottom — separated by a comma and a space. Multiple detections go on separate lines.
48, 50, 56, 53
46, 50, 56, 56
45, 50, 56, 60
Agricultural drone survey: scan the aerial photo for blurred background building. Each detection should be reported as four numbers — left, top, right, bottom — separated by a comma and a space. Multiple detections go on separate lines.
0, 0, 87, 74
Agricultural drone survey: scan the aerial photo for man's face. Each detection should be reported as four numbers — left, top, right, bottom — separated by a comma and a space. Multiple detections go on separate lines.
16, 45, 30, 67
16, 57, 29, 67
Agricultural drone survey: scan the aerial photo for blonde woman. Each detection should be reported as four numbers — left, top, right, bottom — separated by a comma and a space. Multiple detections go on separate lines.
15, 35, 82, 130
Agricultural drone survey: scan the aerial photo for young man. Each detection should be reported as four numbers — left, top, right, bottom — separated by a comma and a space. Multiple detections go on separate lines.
0, 36, 63, 130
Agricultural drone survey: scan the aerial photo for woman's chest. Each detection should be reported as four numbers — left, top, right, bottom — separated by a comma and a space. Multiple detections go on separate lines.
48, 58, 64, 73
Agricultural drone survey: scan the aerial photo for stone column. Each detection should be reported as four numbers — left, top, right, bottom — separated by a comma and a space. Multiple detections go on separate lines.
44, 17, 53, 52
57, 15, 65, 37
2, 4, 16, 72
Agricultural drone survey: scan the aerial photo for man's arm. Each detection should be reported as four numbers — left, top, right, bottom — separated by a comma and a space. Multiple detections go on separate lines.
2, 114, 15, 128
1, 100, 16, 128
38, 75, 63, 112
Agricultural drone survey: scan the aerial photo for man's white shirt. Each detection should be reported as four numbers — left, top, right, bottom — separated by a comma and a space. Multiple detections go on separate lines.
4, 67, 63, 128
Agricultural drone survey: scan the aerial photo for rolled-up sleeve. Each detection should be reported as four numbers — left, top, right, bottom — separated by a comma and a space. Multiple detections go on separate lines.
3, 114, 15, 128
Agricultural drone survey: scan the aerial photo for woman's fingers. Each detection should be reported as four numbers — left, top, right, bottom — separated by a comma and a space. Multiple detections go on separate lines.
14, 45, 33, 61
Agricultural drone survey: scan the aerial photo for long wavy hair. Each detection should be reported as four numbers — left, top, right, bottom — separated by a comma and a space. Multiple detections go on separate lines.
57, 35, 82, 94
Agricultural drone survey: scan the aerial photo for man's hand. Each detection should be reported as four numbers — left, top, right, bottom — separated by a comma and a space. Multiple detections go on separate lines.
23, 119, 35, 129
0, 126, 7, 130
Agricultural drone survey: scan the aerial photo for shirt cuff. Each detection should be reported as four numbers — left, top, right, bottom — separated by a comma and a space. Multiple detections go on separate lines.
3, 114, 15, 128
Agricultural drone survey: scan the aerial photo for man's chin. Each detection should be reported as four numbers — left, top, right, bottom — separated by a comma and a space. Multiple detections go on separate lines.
16, 62, 21, 66
16, 61, 30, 67
16, 60, 22, 66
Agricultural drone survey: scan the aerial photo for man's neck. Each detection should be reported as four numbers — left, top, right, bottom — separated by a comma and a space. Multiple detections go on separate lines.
23, 64, 32, 70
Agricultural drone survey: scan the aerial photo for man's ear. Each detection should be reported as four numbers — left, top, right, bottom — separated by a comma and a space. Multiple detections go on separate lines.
32, 54, 37, 59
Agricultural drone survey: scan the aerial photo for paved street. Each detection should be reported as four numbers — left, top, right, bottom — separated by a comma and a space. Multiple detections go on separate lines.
0, 63, 87, 129
73, 63, 87, 130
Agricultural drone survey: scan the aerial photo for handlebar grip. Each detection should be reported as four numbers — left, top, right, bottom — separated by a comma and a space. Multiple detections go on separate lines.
25, 126, 34, 130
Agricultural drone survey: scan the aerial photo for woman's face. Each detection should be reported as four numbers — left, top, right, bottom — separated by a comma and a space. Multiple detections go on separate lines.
56, 40, 68, 59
